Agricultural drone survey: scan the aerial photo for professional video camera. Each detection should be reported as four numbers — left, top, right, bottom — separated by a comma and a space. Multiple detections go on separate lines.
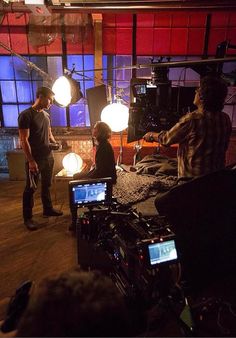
127, 64, 195, 143
69, 177, 179, 306
127, 44, 236, 144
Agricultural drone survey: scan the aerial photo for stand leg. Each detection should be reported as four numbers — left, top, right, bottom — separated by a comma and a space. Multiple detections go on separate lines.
133, 141, 142, 166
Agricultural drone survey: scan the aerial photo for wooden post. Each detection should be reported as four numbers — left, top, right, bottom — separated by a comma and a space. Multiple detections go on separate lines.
92, 14, 103, 86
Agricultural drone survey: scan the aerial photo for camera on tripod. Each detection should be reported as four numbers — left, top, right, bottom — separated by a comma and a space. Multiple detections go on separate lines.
69, 177, 179, 305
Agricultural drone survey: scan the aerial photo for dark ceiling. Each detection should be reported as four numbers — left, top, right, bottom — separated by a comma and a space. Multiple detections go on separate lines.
1, 0, 236, 13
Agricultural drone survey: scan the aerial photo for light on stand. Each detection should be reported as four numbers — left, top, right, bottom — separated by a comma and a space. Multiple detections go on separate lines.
52, 75, 83, 107
101, 102, 129, 132
101, 101, 129, 166
62, 152, 83, 176
52, 76, 71, 107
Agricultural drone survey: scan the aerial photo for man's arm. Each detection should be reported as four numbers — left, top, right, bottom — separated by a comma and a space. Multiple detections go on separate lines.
48, 127, 57, 144
19, 129, 38, 173
143, 114, 192, 146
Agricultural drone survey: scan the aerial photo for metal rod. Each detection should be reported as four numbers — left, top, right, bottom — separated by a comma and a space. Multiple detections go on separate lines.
203, 14, 211, 58
0, 40, 52, 83
74, 56, 236, 73
52, 3, 236, 11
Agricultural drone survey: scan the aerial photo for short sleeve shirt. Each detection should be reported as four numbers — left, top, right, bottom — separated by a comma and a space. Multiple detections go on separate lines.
18, 107, 52, 159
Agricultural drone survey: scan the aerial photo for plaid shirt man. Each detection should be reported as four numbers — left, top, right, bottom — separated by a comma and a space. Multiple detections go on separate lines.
158, 109, 232, 178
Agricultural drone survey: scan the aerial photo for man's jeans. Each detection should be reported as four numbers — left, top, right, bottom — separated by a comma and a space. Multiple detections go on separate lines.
23, 156, 54, 220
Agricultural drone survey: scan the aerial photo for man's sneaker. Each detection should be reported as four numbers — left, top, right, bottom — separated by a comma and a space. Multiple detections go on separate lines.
43, 208, 63, 217
24, 219, 39, 231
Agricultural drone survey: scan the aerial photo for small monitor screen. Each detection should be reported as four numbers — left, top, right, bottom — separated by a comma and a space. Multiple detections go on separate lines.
136, 84, 146, 95
70, 178, 112, 207
148, 239, 178, 265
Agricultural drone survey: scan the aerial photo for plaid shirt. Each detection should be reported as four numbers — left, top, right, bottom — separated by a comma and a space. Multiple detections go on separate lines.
158, 110, 232, 178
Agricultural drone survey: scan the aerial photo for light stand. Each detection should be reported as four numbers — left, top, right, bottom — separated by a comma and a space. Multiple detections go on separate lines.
117, 130, 124, 167
133, 141, 142, 166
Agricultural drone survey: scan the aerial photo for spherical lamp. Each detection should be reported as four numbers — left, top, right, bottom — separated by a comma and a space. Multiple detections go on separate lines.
101, 102, 129, 132
62, 152, 83, 175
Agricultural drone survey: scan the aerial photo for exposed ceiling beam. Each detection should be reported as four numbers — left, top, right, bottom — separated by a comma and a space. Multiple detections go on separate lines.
46, 0, 236, 12
1, 0, 236, 13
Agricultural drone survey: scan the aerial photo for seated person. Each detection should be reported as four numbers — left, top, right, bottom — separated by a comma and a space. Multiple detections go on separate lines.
16, 268, 131, 337
73, 121, 117, 183
70, 121, 117, 231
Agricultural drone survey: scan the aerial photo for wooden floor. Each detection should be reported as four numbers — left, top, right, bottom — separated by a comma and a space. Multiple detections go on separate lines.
0, 177, 79, 319
0, 175, 157, 320
1, 176, 236, 336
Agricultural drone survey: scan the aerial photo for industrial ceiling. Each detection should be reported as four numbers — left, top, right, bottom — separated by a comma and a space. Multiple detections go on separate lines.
1, 0, 236, 13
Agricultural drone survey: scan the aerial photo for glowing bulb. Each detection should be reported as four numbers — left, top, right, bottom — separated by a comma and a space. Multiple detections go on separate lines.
101, 102, 129, 132
62, 152, 83, 175
52, 76, 72, 107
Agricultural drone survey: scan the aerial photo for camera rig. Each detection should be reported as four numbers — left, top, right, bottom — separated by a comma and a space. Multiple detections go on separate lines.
127, 65, 196, 143
127, 42, 236, 143
69, 177, 179, 306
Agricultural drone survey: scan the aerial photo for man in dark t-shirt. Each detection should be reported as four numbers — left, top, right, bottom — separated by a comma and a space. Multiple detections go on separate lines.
18, 87, 63, 231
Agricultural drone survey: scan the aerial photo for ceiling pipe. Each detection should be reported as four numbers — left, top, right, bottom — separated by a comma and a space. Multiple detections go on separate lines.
50, 0, 236, 11
1, 0, 236, 13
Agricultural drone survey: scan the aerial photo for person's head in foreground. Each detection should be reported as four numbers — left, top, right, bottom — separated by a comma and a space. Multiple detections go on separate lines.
16, 268, 131, 337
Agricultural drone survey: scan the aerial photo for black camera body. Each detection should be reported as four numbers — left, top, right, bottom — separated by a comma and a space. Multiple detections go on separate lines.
104, 212, 178, 303
128, 80, 178, 143
70, 178, 178, 305
77, 207, 178, 304
127, 71, 196, 143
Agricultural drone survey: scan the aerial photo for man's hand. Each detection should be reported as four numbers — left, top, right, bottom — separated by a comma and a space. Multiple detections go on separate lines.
28, 160, 39, 174
143, 132, 158, 142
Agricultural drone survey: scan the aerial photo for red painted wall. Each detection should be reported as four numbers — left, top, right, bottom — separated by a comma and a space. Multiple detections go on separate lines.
1, 11, 236, 56
102, 11, 236, 56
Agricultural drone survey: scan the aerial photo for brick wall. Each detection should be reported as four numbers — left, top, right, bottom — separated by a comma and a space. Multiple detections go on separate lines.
60, 133, 236, 166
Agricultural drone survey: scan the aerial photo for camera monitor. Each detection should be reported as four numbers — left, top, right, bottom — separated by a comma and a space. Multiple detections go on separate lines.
69, 177, 113, 208
148, 239, 178, 265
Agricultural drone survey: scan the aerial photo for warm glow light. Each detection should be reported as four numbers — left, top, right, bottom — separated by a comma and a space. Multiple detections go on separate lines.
62, 152, 83, 175
52, 75, 83, 107
52, 76, 72, 107
101, 102, 129, 132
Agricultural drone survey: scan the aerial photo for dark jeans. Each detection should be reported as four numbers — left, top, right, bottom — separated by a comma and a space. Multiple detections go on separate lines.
23, 156, 54, 220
